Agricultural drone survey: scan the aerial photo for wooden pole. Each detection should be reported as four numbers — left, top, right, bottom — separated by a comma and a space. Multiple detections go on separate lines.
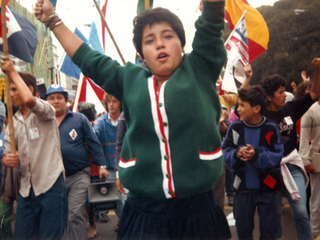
1, 1, 16, 153
92, 0, 126, 65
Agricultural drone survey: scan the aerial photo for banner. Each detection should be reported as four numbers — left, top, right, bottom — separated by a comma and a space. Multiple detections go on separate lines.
0, 6, 37, 63
60, 28, 87, 79
225, 11, 248, 65
225, 0, 269, 62
72, 74, 106, 115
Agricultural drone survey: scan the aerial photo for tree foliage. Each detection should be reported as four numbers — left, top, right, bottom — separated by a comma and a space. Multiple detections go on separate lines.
223, 0, 320, 90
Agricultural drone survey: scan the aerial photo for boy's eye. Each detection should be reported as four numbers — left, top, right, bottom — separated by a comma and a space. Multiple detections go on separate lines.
165, 35, 173, 39
145, 39, 153, 44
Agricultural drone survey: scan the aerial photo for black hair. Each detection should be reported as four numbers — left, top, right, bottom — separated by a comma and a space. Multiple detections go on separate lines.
238, 85, 268, 113
133, 7, 185, 59
260, 75, 287, 98
10, 72, 38, 96
78, 102, 97, 122
294, 81, 313, 99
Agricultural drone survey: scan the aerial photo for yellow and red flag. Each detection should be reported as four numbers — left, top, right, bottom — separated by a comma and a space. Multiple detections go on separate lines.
225, 0, 269, 62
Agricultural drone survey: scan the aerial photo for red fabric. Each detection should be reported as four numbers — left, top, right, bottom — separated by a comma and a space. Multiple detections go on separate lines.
86, 143, 99, 177
265, 131, 274, 146
72, 77, 105, 109
101, 0, 108, 52
296, 118, 301, 138
263, 175, 276, 189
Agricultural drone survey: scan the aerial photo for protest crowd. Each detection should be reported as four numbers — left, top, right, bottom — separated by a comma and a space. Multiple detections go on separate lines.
0, 0, 320, 239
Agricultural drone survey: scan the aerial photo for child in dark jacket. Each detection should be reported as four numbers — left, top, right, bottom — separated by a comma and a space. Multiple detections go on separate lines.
222, 85, 284, 240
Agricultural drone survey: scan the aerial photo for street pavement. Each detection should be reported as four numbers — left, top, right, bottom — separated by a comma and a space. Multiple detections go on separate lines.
90, 197, 298, 240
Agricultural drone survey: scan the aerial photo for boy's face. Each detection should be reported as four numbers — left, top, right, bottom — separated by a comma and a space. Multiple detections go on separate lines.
237, 99, 260, 123
46, 92, 68, 117
106, 96, 121, 115
10, 82, 23, 108
268, 86, 286, 108
142, 22, 183, 81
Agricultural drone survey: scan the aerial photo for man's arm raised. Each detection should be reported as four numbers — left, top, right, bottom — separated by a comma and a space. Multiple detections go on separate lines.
309, 58, 320, 100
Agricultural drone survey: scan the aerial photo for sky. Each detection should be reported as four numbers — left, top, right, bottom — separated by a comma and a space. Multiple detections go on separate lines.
20, 0, 279, 65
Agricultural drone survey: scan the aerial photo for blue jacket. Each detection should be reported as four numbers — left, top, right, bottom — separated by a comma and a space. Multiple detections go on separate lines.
59, 110, 105, 176
94, 113, 118, 170
222, 117, 284, 192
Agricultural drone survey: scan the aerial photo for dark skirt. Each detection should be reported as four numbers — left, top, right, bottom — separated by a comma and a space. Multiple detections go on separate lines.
117, 191, 231, 240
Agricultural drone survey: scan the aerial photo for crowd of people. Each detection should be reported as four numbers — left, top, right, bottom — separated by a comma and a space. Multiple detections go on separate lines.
0, 0, 319, 239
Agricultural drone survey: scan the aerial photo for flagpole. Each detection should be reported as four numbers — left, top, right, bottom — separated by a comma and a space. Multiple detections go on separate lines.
72, 73, 85, 112
92, 0, 126, 65
1, 1, 16, 154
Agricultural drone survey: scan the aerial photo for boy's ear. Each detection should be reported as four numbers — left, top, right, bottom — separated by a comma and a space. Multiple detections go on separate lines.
267, 95, 273, 102
28, 86, 34, 95
253, 105, 261, 114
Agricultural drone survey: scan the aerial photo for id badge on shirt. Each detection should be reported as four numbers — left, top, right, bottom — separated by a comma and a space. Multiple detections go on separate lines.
284, 116, 293, 126
29, 128, 39, 140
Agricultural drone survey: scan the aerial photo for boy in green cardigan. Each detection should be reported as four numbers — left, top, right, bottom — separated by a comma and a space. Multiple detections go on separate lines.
35, 0, 231, 239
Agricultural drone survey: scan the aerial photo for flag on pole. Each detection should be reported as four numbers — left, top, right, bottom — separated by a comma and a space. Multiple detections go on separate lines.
60, 28, 87, 79
137, 0, 153, 14
88, 22, 104, 54
100, 0, 108, 52
72, 74, 106, 115
225, 0, 269, 62
222, 48, 241, 94
225, 11, 249, 65
223, 12, 248, 92
0, 6, 37, 63
136, 0, 153, 63
88, 0, 106, 54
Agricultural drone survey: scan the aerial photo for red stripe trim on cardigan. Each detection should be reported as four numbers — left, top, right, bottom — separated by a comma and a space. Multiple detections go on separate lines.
199, 148, 223, 160
153, 78, 176, 198
119, 158, 136, 168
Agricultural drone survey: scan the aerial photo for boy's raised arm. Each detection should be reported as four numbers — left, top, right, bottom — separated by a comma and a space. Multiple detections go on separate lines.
1, 57, 36, 108
309, 58, 320, 100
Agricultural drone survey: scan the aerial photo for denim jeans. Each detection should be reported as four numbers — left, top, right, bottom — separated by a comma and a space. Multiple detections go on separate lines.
283, 164, 312, 240
14, 174, 68, 240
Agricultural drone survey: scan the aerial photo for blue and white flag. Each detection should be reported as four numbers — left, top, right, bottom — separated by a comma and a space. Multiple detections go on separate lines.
88, 22, 104, 54
60, 28, 87, 79
0, 6, 37, 63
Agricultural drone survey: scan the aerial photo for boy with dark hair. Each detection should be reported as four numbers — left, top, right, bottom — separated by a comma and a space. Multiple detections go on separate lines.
222, 85, 284, 240
260, 58, 320, 240
35, 0, 231, 239
1, 56, 67, 240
